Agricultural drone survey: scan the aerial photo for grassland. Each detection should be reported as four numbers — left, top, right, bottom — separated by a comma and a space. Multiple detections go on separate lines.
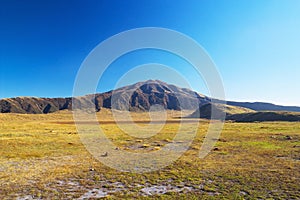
0, 109, 299, 199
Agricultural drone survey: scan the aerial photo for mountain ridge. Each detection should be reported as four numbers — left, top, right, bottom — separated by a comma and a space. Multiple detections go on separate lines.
1, 80, 299, 114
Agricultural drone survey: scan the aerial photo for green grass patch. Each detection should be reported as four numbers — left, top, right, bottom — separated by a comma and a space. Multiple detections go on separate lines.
243, 141, 282, 150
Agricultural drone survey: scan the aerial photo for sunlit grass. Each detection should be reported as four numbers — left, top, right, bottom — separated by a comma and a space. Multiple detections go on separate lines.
0, 110, 299, 199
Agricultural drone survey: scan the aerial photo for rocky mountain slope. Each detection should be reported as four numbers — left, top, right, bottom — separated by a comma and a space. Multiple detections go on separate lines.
0, 80, 210, 114
95, 80, 210, 111
1, 80, 299, 115
0, 97, 72, 114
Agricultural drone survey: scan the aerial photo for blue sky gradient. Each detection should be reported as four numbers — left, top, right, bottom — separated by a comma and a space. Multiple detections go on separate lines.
1, 0, 300, 105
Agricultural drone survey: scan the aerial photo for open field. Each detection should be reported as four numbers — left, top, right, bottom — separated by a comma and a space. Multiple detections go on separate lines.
0, 110, 300, 199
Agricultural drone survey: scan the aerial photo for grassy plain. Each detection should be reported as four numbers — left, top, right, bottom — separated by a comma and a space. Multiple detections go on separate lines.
0, 109, 299, 199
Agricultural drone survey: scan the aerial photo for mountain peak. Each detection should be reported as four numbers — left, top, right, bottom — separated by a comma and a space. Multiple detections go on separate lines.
100, 79, 208, 111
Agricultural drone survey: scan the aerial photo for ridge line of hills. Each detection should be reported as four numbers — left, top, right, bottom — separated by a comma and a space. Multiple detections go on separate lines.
1, 80, 300, 122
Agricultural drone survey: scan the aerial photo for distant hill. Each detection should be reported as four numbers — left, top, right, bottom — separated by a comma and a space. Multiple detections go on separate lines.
188, 103, 254, 119
226, 101, 300, 112
188, 103, 300, 122
227, 111, 300, 122
1, 80, 300, 115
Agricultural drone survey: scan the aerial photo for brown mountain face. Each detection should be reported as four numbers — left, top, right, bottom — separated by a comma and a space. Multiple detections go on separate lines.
0, 80, 210, 114
0, 97, 72, 114
95, 80, 210, 111
1, 80, 300, 115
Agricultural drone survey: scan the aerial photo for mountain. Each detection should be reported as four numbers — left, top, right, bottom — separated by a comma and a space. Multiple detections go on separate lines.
0, 80, 210, 114
1, 80, 300, 115
94, 80, 210, 111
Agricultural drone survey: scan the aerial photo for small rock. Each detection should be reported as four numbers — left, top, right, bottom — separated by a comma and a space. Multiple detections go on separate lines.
213, 147, 220, 151
239, 191, 249, 196
101, 152, 108, 157
285, 135, 293, 140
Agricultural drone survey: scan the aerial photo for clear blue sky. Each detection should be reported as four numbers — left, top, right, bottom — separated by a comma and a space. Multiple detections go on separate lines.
1, 0, 300, 106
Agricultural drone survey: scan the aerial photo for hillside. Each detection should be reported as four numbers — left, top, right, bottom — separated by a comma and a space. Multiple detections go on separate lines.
188, 103, 300, 122
0, 97, 72, 114
188, 103, 254, 119
227, 111, 300, 122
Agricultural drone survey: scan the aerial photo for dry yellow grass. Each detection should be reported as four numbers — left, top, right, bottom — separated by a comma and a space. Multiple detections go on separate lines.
0, 110, 299, 199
